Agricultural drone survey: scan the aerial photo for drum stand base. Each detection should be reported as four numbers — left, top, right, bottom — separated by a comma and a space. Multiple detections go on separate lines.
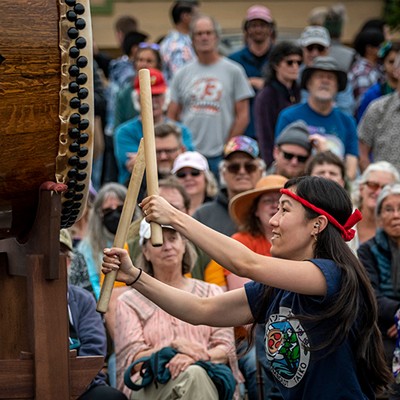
0, 186, 103, 399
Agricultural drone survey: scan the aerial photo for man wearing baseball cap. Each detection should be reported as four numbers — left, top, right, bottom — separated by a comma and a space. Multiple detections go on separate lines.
229, 5, 275, 138
114, 68, 194, 184
298, 25, 355, 115
193, 136, 265, 236
275, 56, 359, 181
268, 120, 312, 179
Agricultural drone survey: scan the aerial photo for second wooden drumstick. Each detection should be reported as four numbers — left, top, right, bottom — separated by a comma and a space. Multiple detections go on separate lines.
139, 68, 163, 246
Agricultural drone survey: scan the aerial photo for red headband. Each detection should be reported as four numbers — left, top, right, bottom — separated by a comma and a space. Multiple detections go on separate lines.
280, 189, 362, 241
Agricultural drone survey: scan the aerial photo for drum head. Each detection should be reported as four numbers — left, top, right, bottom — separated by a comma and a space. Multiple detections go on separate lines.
0, 0, 94, 239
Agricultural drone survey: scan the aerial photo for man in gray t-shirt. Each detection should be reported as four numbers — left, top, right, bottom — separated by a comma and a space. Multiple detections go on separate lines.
167, 15, 254, 178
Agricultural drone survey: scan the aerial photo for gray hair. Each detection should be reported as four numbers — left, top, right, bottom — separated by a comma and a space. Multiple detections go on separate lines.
154, 121, 182, 145
84, 183, 127, 269
135, 236, 197, 276
376, 183, 400, 217
352, 161, 400, 207
190, 14, 222, 40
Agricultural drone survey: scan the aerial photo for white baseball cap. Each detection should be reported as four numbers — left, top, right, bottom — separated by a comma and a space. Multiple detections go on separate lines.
171, 151, 209, 174
139, 219, 175, 246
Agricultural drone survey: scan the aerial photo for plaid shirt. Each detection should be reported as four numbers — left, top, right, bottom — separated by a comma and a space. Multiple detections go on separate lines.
348, 56, 383, 108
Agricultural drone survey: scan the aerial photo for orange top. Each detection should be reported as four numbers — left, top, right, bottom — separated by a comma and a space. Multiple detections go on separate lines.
224, 232, 271, 276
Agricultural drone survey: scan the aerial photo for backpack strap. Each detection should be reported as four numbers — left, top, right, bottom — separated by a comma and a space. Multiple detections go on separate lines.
124, 356, 153, 391
123, 347, 179, 391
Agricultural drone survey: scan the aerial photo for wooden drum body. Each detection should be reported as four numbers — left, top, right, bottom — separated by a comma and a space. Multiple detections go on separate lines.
0, 0, 94, 239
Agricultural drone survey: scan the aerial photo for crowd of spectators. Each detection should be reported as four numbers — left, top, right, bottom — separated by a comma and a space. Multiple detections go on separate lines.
66, 2, 400, 399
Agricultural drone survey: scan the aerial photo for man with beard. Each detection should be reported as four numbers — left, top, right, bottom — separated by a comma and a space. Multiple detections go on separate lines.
275, 56, 358, 181
229, 5, 275, 138
298, 25, 355, 115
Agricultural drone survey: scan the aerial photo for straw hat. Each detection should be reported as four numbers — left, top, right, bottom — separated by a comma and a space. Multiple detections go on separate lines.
229, 175, 288, 226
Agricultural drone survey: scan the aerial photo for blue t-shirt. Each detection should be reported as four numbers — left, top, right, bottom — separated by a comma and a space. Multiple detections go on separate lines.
245, 259, 370, 399
275, 103, 359, 159
114, 116, 194, 184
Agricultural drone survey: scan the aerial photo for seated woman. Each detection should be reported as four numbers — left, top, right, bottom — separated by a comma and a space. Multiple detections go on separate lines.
172, 151, 218, 215
351, 161, 400, 251
115, 220, 241, 399
77, 182, 130, 304
358, 183, 400, 397
77, 182, 138, 386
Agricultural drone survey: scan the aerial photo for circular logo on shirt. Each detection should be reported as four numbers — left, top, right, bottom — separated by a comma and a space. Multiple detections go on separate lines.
265, 307, 310, 388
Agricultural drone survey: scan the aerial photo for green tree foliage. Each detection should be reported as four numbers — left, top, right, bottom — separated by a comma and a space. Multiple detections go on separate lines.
384, 0, 400, 31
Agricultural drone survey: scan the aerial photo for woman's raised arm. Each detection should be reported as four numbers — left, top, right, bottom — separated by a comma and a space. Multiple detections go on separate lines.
102, 247, 253, 327
140, 195, 327, 296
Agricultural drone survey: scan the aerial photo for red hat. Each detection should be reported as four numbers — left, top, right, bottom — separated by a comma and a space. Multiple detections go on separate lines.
134, 68, 167, 95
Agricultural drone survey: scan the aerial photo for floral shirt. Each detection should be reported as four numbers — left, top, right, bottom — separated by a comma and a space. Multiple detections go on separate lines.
160, 30, 196, 83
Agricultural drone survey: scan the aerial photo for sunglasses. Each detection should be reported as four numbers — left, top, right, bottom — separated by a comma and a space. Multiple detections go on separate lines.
364, 181, 386, 191
281, 151, 308, 163
285, 59, 302, 66
306, 44, 326, 52
176, 169, 202, 178
225, 162, 258, 174
139, 42, 160, 51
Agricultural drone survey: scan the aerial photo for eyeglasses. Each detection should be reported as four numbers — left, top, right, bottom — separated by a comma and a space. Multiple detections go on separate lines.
156, 147, 180, 156
225, 162, 259, 174
139, 42, 160, 51
176, 169, 202, 178
285, 59, 302, 66
364, 181, 387, 191
193, 30, 215, 37
305, 44, 326, 52
281, 151, 309, 163
259, 196, 281, 206
381, 206, 400, 215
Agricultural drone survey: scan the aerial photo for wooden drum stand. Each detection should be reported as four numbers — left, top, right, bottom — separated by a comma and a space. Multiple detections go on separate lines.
0, 0, 101, 398
0, 187, 103, 399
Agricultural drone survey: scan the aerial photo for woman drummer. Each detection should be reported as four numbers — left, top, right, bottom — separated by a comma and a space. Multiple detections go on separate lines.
102, 176, 392, 399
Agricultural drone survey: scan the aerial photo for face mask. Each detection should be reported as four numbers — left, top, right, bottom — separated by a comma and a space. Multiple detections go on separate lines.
102, 207, 122, 235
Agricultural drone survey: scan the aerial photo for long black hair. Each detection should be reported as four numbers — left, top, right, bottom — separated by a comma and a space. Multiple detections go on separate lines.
250, 176, 392, 393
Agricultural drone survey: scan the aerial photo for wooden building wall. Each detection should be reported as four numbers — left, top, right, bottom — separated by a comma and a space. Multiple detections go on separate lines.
91, 0, 385, 53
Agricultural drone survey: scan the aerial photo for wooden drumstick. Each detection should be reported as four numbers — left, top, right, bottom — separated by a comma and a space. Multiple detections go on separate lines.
139, 68, 163, 246
97, 139, 146, 313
